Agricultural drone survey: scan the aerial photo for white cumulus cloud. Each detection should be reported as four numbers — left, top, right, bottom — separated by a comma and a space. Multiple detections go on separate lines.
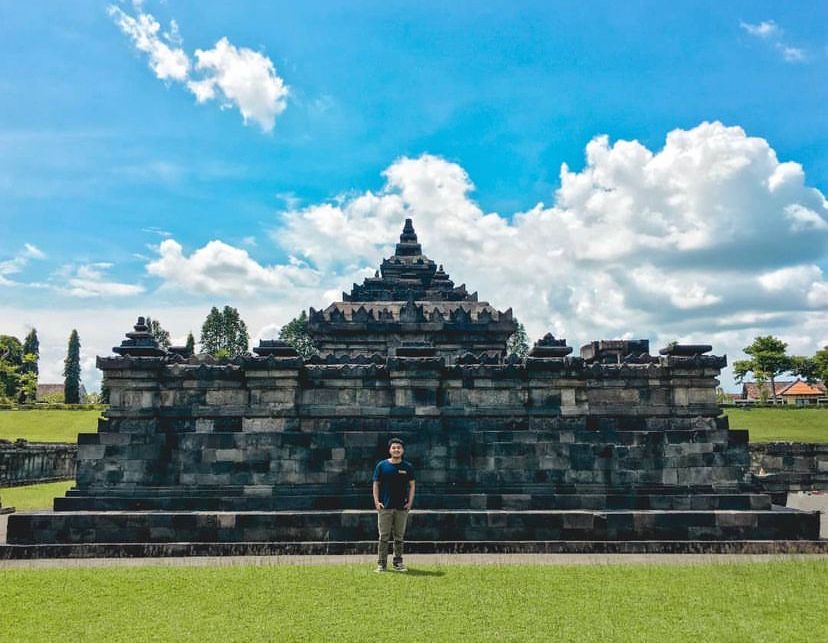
187, 38, 288, 132
108, 5, 190, 81
257, 121, 828, 377
146, 239, 320, 296
109, 3, 288, 132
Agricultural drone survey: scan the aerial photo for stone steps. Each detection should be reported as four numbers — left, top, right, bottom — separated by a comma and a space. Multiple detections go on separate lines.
4, 539, 828, 559
55, 492, 773, 512
9, 508, 818, 544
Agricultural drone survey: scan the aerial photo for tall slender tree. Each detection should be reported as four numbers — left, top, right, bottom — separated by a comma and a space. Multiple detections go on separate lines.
185, 331, 195, 356
64, 329, 82, 404
22, 328, 39, 376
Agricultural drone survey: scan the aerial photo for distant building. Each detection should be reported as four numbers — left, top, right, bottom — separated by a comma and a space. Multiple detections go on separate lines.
36, 383, 88, 402
778, 379, 827, 406
739, 379, 826, 405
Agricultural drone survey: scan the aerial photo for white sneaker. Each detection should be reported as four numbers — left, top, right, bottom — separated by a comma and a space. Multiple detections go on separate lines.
374, 565, 386, 573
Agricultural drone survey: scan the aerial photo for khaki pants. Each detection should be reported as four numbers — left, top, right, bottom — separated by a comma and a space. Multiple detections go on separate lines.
377, 508, 409, 566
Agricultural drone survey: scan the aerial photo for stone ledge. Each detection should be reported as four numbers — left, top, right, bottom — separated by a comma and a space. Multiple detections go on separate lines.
1, 539, 827, 559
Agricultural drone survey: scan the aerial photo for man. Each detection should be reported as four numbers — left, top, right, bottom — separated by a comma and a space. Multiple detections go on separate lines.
372, 437, 416, 572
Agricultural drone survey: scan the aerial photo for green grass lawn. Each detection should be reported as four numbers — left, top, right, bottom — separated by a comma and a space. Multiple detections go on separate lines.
0, 480, 73, 511
0, 562, 825, 642
0, 409, 99, 443
725, 408, 828, 443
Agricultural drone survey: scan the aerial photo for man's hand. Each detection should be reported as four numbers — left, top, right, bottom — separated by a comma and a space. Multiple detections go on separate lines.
375, 501, 385, 511
403, 502, 412, 510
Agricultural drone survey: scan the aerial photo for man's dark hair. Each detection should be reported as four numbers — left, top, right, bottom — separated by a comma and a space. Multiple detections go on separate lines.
388, 437, 404, 448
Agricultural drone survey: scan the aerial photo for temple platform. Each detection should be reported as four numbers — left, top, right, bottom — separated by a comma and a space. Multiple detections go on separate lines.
8, 506, 819, 545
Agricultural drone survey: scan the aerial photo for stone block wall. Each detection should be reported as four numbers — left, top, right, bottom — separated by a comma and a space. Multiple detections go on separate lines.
750, 442, 828, 494
0, 441, 77, 487
59, 352, 748, 511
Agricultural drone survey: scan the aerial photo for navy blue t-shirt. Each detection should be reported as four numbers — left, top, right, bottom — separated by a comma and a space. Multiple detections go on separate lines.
373, 459, 415, 509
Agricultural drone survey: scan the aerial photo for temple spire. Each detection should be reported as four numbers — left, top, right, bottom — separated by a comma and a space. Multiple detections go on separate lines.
400, 218, 417, 242
394, 217, 422, 257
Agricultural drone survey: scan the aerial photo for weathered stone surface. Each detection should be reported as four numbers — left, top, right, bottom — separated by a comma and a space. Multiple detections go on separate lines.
0, 441, 77, 486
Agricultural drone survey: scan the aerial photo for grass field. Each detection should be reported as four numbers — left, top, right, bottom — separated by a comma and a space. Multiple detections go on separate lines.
724, 408, 828, 443
0, 480, 73, 511
0, 562, 825, 642
0, 410, 99, 443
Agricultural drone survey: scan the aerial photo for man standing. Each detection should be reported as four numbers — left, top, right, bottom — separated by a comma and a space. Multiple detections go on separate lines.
372, 437, 416, 572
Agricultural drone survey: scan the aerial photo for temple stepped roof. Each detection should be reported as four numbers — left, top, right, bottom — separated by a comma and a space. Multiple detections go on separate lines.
339, 218, 480, 303
310, 301, 513, 324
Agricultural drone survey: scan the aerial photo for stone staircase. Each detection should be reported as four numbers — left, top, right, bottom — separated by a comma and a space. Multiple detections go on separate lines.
7, 421, 821, 546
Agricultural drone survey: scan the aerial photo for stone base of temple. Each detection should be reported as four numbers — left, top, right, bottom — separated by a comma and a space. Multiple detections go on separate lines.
8, 506, 819, 545
2, 538, 827, 560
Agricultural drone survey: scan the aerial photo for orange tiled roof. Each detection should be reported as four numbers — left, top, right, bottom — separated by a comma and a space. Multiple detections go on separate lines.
779, 379, 826, 397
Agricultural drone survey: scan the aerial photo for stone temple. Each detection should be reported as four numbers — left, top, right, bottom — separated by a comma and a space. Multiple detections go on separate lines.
7, 219, 819, 552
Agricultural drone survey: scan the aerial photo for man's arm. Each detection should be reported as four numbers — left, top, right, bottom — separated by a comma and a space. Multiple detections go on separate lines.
372, 481, 384, 511
404, 480, 416, 510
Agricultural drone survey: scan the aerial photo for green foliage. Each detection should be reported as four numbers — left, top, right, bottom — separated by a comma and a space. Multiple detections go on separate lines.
278, 310, 318, 358
0, 409, 100, 442
39, 390, 66, 404
145, 317, 172, 350
0, 480, 73, 511
815, 346, 828, 383
725, 408, 828, 443
0, 335, 24, 401
1, 563, 826, 641
506, 320, 530, 359
791, 355, 819, 384
22, 327, 39, 376
200, 306, 250, 358
63, 329, 81, 404
792, 346, 828, 386
18, 366, 37, 401
185, 331, 195, 355
0, 334, 23, 364
733, 335, 794, 403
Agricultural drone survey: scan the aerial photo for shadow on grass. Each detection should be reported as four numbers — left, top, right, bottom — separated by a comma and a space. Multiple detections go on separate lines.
403, 568, 446, 577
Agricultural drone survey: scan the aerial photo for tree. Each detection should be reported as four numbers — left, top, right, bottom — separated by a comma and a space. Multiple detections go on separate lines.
63, 329, 81, 404
185, 332, 195, 355
506, 320, 530, 359
814, 346, 828, 386
22, 328, 39, 376
278, 310, 318, 358
145, 317, 172, 350
200, 306, 249, 358
0, 335, 23, 401
733, 336, 793, 404
791, 346, 828, 388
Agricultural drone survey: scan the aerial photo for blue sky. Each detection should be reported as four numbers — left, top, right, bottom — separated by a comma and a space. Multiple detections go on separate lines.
1, 1, 827, 391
